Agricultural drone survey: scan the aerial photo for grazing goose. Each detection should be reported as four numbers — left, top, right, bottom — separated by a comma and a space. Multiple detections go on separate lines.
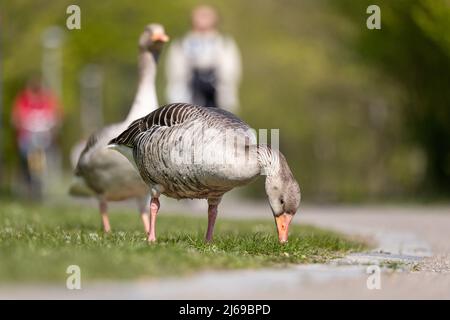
109, 103, 301, 243
70, 24, 169, 233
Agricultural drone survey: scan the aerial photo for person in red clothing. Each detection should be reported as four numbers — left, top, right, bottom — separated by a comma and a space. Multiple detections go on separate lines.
11, 76, 62, 198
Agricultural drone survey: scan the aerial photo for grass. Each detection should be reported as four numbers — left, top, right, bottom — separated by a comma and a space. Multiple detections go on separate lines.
0, 200, 366, 283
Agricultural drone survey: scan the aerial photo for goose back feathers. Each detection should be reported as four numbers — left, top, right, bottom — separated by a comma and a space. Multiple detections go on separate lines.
110, 103, 261, 200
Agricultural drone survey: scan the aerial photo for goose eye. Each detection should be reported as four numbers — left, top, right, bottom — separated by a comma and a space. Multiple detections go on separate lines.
280, 198, 284, 205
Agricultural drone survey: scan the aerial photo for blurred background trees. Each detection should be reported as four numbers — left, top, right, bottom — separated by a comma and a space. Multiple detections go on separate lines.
1, 0, 449, 202
338, 0, 450, 197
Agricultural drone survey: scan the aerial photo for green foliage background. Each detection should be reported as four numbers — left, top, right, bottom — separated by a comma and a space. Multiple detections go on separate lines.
1, 0, 449, 202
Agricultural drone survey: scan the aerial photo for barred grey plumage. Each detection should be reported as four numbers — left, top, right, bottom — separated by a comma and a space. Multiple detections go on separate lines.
110, 103, 257, 199
109, 103, 301, 243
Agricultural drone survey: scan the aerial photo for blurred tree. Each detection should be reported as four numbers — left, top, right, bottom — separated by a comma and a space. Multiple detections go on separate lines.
0, 11, 4, 191
337, 0, 450, 195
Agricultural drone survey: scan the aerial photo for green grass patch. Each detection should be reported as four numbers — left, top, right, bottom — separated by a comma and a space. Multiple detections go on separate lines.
0, 200, 366, 283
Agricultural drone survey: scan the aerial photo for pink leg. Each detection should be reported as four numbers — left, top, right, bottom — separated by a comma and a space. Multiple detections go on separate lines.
137, 197, 151, 234
99, 200, 111, 233
140, 212, 150, 234
205, 204, 218, 242
148, 197, 160, 243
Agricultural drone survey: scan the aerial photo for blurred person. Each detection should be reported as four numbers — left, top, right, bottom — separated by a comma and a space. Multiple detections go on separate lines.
11, 76, 62, 199
165, 5, 242, 111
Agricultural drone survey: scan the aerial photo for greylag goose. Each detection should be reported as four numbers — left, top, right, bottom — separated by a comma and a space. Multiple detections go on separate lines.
108, 103, 301, 243
70, 24, 169, 233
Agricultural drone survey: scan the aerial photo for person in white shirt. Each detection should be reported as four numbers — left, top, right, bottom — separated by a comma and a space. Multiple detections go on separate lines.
165, 5, 242, 112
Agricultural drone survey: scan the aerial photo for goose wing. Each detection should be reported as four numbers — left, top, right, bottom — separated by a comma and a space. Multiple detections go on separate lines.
109, 103, 194, 147
109, 103, 248, 147
73, 122, 147, 198
75, 123, 121, 176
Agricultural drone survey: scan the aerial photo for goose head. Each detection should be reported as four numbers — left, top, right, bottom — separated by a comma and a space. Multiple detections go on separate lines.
139, 23, 169, 60
264, 152, 301, 243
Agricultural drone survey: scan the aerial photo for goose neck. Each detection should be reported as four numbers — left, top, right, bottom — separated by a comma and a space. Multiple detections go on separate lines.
124, 51, 158, 124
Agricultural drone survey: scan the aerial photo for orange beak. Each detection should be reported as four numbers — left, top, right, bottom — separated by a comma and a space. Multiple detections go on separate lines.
151, 32, 169, 42
275, 213, 293, 243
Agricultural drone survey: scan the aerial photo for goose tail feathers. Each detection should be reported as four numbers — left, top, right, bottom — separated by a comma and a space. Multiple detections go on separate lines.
108, 118, 144, 148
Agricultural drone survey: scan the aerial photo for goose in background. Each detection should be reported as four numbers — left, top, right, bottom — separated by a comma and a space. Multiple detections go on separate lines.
70, 24, 169, 233
109, 103, 301, 243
